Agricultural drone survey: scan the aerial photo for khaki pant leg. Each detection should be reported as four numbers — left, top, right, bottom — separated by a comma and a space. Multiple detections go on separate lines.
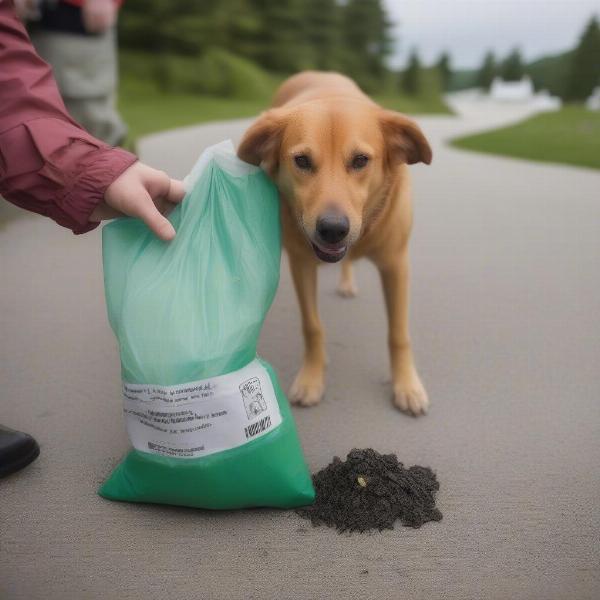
30, 29, 127, 145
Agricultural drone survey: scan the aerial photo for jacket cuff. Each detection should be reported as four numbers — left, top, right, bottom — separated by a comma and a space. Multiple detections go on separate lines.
58, 146, 138, 234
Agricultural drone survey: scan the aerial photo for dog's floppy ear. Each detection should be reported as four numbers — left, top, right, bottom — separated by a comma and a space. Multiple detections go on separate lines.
379, 109, 432, 166
237, 108, 288, 176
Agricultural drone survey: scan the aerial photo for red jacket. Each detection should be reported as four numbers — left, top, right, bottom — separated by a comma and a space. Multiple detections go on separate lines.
0, 0, 137, 233
62, 1, 124, 7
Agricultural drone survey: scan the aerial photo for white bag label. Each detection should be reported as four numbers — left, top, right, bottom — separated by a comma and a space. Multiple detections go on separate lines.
122, 359, 282, 459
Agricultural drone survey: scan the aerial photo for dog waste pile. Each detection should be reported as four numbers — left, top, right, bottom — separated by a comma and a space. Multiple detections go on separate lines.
296, 448, 442, 533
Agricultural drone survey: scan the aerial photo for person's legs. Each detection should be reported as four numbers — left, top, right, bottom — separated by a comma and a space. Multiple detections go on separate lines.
31, 28, 127, 145
0, 425, 40, 478
64, 94, 127, 146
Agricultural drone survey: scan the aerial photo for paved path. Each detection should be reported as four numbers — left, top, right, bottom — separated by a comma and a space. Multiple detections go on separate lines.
1, 97, 599, 600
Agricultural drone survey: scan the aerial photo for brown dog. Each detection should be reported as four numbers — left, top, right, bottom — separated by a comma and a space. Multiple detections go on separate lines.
238, 71, 432, 415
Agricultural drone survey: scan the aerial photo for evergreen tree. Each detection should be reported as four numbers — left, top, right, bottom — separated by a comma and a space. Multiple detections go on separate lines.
565, 15, 600, 101
119, 0, 256, 56
118, 0, 399, 89
303, 0, 341, 71
340, 0, 392, 89
476, 50, 496, 90
401, 49, 421, 95
436, 51, 452, 90
246, 0, 312, 72
501, 48, 524, 81
217, 0, 264, 60
119, 0, 197, 55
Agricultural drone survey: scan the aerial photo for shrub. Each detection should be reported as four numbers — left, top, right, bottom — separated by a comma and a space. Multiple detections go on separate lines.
152, 48, 273, 100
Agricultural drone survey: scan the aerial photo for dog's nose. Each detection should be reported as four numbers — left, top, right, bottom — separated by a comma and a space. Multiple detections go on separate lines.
316, 213, 350, 245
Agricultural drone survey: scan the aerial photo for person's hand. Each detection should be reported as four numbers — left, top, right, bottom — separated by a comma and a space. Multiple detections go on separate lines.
90, 162, 186, 241
82, 0, 117, 34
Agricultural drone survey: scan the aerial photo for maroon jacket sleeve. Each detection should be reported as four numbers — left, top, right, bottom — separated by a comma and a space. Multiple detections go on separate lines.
0, 0, 137, 233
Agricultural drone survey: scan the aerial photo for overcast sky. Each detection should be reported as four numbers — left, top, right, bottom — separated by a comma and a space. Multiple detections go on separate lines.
384, 0, 600, 69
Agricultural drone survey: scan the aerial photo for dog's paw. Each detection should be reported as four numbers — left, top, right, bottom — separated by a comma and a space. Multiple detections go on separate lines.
289, 368, 324, 407
393, 377, 429, 416
336, 279, 358, 298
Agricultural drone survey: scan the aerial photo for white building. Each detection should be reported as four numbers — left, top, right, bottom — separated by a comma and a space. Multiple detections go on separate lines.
488, 76, 561, 111
586, 87, 600, 111
532, 89, 562, 111
489, 76, 534, 102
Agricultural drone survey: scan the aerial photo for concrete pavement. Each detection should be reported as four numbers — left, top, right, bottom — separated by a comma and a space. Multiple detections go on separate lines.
1, 97, 599, 599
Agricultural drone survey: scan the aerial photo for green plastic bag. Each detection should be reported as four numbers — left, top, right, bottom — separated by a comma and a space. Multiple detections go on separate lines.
99, 141, 314, 509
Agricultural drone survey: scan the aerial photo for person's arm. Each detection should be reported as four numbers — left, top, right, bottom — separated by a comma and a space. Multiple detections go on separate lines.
0, 0, 135, 233
0, 0, 183, 239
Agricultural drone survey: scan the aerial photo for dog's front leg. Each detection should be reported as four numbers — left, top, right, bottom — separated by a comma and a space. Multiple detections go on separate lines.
337, 259, 358, 298
287, 253, 326, 406
377, 253, 429, 415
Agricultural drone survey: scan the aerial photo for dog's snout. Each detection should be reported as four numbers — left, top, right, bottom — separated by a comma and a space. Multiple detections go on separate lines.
316, 213, 350, 245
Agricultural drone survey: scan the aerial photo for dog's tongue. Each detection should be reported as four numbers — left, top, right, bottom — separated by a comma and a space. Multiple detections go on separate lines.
318, 244, 345, 256
319, 246, 345, 256
312, 241, 347, 263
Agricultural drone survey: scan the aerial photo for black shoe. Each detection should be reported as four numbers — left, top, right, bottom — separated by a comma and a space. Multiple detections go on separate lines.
0, 425, 40, 478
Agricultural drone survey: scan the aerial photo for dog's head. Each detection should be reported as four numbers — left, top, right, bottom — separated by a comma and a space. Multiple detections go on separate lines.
238, 100, 431, 262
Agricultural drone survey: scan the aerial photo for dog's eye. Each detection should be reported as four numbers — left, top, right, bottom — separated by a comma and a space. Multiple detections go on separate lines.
294, 154, 312, 171
351, 154, 369, 170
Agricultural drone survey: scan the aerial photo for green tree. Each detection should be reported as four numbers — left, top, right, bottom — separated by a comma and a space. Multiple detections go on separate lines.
119, 0, 199, 55
436, 51, 452, 90
246, 0, 312, 72
565, 15, 600, 101
501, 48, 524, 81
340, 0, 393, 90
303, 0, 341, 71
119, 0, 258, 56
118, 0, 397, 89
218, 0, 264, 60
476, 50, 497, 90
401, 49, 421, 95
